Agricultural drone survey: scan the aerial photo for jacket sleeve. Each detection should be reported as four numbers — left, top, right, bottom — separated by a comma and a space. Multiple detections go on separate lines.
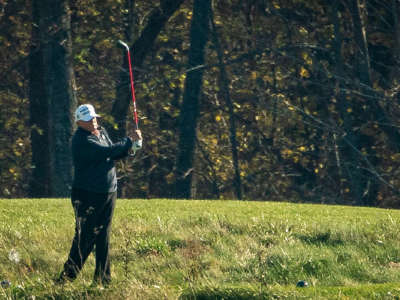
109, 138, 133, 160
78, 135, 132, 162
102, 129, 133, 160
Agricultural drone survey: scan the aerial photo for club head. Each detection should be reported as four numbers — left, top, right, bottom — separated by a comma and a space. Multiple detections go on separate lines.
117, 40, 129, 51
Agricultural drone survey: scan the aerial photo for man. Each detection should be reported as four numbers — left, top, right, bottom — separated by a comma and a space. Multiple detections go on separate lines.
58, 104, 142, 285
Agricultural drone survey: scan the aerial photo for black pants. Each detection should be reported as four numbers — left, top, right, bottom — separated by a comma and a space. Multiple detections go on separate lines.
62, 188, 116, 283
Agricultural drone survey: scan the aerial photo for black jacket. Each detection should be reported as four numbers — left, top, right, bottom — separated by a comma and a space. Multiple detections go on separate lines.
72, 127, 132, 193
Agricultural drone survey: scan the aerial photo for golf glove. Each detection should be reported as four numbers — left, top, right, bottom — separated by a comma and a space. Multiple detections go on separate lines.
132, 139, 142, 152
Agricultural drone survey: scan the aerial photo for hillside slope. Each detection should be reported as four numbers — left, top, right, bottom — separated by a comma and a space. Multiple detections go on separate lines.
0, 199, 400, 299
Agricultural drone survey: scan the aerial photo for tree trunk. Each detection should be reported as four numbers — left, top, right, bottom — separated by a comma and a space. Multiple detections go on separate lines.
392, 0, 400, 77
29, 0, 51, 197
174, 0, 211, 199
350, 0, 400, 152
391, 0, 400, 100
210, 7, 242, 200
110, 0, 184, 140
329, 0, 349, 199
329, 0, 374, 205
349, 0, 371, 85
347, 0, 378, 205
29, 0, 77, 197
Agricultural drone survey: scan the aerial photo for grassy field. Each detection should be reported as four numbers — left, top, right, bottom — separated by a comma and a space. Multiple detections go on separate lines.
0, 198, 400, 299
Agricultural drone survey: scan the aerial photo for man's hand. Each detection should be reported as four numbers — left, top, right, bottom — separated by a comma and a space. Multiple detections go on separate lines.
131, 130, 142, 142
131, 130, 142, 152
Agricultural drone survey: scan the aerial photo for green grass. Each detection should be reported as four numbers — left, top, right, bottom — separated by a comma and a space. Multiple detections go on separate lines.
0, 199, 400, 299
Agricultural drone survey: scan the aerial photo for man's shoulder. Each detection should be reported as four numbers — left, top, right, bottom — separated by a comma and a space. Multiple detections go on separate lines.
73, 128, 84, 137
72, 128, 90, 143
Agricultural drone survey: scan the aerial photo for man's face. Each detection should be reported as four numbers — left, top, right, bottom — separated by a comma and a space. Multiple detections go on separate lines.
77, 117, 98, 132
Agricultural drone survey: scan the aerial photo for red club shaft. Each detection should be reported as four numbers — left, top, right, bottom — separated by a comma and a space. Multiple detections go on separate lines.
126, 49, 138, 130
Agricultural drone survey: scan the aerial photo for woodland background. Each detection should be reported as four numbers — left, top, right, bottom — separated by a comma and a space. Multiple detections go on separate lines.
1, 0, 400, 207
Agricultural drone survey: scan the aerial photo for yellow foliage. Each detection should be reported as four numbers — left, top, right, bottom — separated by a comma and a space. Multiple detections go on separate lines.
273, 1, 280, 9
263, 74, 273, 84
299, 27, 308, 35
300, 67, 310, 78
282, 149, 293, 156
180, 73, 186, 83
165, 172, 174, 185
391, 153, 400, 162
298, 146, 307, 152
301, 52, 313, 65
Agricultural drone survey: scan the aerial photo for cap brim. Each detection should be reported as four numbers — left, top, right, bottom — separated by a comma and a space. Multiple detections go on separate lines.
78, 114, 101, 122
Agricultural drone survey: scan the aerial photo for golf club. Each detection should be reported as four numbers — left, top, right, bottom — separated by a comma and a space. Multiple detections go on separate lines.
118, 40, 139, 130
118, 40, 142, 153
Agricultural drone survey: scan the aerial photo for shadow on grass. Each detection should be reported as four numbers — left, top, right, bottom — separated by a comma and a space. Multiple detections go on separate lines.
3, 284, 113, 300
179, 287, 283, 300
295, 230, 344, 246
179, 284, 400, 300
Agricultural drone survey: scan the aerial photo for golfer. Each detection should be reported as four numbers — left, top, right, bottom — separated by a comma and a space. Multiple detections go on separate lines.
58, 104, 142, 285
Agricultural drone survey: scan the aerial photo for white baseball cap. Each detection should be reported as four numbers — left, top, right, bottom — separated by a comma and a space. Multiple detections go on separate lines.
75, 104, 100, 122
